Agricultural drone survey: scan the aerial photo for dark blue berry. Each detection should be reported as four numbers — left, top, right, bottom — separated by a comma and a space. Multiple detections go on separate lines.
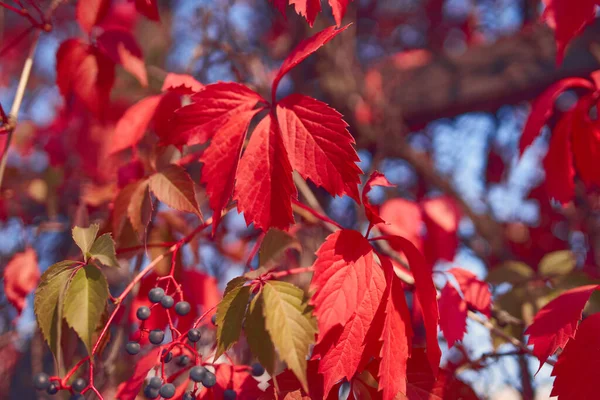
136, 306, 151, 320
211, 314, 217, 326
183, 392, 195, 400
224, 389, 237, 400
176, 355, 190, 367
201, 371, 216, 388
160, 295, 174, 309
143, 385, 159, 399
162, 350, 173, 363
159, 383, 176, 399
187, 328, 201, 342
149, 329, 165, 345
175, 301, 191, 316
148, 287, 165, 303
189, 366, 207, 383
72, 377, 87, 392
148, 376, 162, 389
338, 380, 351, 400
47, 383, 59, 395
70, 395, 85, 400
33, 373, 50, 390
126, 342, 141, 355
251, 363, 265, 377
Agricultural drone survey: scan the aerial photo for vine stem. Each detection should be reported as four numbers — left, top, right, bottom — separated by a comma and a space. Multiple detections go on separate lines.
0, 28, 40, 188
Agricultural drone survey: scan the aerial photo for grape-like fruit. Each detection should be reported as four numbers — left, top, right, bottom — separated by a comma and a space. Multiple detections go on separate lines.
143, 385, 159, 399
72, 377, 87, 392
126, 342, 141, 355
149, 329, 165, 345
187, 328, 201, 342
251, 363, 265, 377
148, 287, 165, 303
47, 382, 59, 395
176, 355, 190, 367
175, 301, 191, 316
211, 314, 217, 326
163, 350, 173, 363
148, 376, 162, 389
183, 392, 194, 400
202, 371, 217, 388
159, 383, 176, 399
136, 306, 151, 320
160, 295, 174, 309
33, 373, 50, 391
70, 395, 85, 400
224, 389, 237, 400
189, 366, 207, 383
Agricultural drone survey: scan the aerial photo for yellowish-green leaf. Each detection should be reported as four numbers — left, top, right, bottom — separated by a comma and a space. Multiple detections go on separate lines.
149, 165, 202, 217
215, 278, 251, 360
487, 261, 533, 285
538, 250, 576, 277
63, 265, 109, 354
262, 280, 316, 392
245, 292, 276, 374
72, 224, 99, 261
259, 228, 301, 267
89, 233, 119, 268
34, 260, 76, 357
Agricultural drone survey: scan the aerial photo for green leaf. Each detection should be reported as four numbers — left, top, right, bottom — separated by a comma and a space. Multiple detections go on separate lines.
149, 165, 202, 217
259, 228, 301, 267
538, 250, 576, 277
89, 233, 119, 268
34, 260, 76, 357
487, 261, 534, 285
72, 224, 99, 261
215, 277, 251, 360
245, 293, 276, 374
63, 265, 109, 355
262, 280, 316, 392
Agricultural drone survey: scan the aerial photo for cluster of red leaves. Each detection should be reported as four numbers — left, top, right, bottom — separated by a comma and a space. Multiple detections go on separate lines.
167, 25, 361, 233
269, 0, 351, 27
377, 195, 461, 266
306, 173, 441, 400
519, 76, 600, 204
2, 248, 39, 316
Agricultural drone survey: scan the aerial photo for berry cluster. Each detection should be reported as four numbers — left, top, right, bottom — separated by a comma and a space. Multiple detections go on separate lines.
33, 373, 87, 398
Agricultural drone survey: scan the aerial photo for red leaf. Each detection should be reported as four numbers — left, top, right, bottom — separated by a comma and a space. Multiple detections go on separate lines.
198, 364, 263, 400
378, 257, 413, 400
314, 257, 386, 397
378, 199, 424, 253
328, 0, 351, 26
288, 0, 322, 27
169, 82, 265, 148
525, 284, 598, 372
148, 164, 202, 216
519, 78, 593, 154
115, 347, 161, 400
3, 248, 39, 315
422, 196, 460, 262
97, 28, 147, 86
401, 349, 479, 400
272, 25, 349, 100
550, 312, 600, 400
161, 73, 203, 93
56, 39, 115, 116
542, 0, 597, 64
234, 114, 297, 231
276, 94, 362, 201
76, 0, 111, 32
544, 111, 576, 204
447, 268, 491, 317
571, 98, 600, 189
362, 171, 394, 228
200, 109, 260, 234
438, 284, 467, 348
109, 95, 162, 154
379, 235, 440, 374
132, 0, 159, 20
310, 230, 375, 336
